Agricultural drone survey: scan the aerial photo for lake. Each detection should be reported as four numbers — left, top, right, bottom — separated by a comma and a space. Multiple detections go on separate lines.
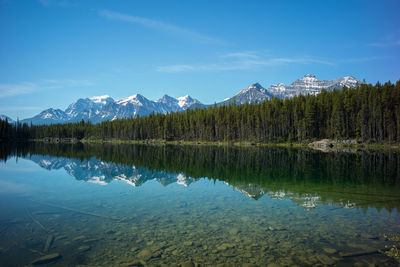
0, 142, 399, 266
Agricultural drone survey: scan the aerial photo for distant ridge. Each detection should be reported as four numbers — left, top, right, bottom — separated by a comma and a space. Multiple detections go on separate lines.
11, 74, 359, 125
267, 74, 359, 98
218, 74, 359, 105
21, 94, 205, 125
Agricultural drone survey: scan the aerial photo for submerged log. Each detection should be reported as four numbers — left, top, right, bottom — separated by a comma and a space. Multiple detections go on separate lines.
43, 234, 54, 252
340, 245, 400, 258
26, 208, 48, 233
32, 253, 61, 265
29, 249, 45, 256
34, 201, 119, 220
340, 249, 380, 258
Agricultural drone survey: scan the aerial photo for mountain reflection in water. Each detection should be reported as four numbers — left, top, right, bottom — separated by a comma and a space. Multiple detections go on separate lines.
3, 142, 400, 212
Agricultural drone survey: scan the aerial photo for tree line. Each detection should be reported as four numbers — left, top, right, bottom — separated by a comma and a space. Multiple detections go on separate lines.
1, 80, 400, 143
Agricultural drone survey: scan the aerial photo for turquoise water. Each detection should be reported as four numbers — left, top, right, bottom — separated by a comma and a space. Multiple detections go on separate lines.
0, 143, 399, 266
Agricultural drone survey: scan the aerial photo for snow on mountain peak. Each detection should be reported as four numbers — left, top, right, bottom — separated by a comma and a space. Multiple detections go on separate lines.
177, 94, 192, 100
299, 74, 318, 83
116, 94, 147, 106
177, 95, 199, 108
222, 82, 272, 105
267, 74, 360, 98
89, 95, 113, 104
20, 74, 358, 125
39, 108, 68, 120
343, 76, 357, 82
238, 83, 267, 95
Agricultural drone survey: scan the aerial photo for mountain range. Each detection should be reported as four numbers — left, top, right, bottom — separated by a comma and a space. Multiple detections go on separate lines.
21, 94, 205, 125
2, 74, 359, 125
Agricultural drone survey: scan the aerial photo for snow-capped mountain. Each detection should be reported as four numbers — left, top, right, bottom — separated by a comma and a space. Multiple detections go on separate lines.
218, 75, 359, 106
156, 95, 183, 113
155, 94, 203, 112
22, 93, 203, 125
219, 83, 274, 105
177, 95, 203, 109
65, 95, 114, 123
0, 115, 14, 123
19, 74, 359, 125
23, 108, 70, 125
267, 74, 359, 98
111, 94, 167, 119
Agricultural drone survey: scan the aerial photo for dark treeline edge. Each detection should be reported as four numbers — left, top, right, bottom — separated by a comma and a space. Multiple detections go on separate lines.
1, 80, 400, 143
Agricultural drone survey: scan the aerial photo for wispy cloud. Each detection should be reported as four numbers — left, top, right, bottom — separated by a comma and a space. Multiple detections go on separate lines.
38, 0, 78, 7
40, 79, 94, 88
221, 52, 260, 59
338, 56, 385, 63
156, 65, 195, 73
98, 9, 223, 44
0, 79, 94, 98
367, 40, 400, 47
0, 82, 37, 98
156, 52, 334, 73
0, 106, 42, 113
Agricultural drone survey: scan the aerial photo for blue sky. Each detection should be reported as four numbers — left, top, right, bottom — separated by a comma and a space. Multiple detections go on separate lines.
0, 0, 399, 120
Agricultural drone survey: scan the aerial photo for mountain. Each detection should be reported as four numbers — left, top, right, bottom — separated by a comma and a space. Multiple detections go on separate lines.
0, 115, 14, 123
107, 94, 165, 120
176, 95, 203, 109
155, 94, 204, 112
216, 75, 358, 106
22, 94, 203, 125
19, 74, 359, 125
156, 95, 183, 113
267, 74, 359, 98
65, 95, 114, 123
219, 83, 274, 106
24, 108, 70, 125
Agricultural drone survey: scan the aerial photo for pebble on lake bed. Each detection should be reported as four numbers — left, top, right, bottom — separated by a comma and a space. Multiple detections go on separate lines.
179, 261, 195, 267
216, 243, 235, 251
73, 235, 86, 241
323, 247, 337, 254
136, 249, 153, 260
316, 254, 336, 265
78, 245, 91, 252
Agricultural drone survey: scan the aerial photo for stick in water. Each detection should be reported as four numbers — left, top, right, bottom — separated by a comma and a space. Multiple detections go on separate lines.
43, 234, 54, 252
26, 208, 48, 233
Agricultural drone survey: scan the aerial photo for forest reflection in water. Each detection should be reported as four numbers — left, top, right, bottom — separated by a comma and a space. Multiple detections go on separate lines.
2, 142, 400, 211
0, 142, 399, 266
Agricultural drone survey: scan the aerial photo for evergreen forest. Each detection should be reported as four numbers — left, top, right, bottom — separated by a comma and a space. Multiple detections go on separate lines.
1, 80, 399, 143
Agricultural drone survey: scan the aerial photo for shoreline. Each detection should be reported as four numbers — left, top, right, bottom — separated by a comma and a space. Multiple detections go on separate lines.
27, 138, 400, 151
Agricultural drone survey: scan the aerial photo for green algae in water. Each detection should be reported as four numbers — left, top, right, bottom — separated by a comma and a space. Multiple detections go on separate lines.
0, 143, 399, 266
